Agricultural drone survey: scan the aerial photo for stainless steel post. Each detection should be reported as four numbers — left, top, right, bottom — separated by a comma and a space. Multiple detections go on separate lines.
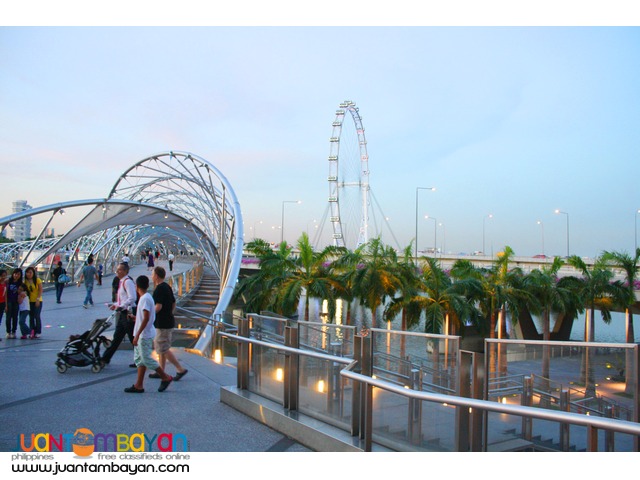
559, 388, 569, 451
284, 325, 299, 411
604, 405, 615, 452
408, 369, 422, 445
361, 335, 373, 452
237, 317, 250, 390
522, 376, 533, 441
351, 335, 363, 437
456, 351, 472, 451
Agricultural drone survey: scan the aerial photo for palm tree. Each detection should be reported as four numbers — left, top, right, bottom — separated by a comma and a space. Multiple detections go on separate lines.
524, 257, 578, 386
276, 232, 341, 322
384, 242, 423, 359
565, 255, 620, 342
563, 255, 623, 395
415, 256, 477, 335
328, 244, 366, 327
232, 238, 297, 316
400, 256, 480, 388
351, 237, 403, 329
601, 248, 640, 394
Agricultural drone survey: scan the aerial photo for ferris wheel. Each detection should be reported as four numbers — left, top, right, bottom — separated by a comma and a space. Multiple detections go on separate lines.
328, 100, 370, 250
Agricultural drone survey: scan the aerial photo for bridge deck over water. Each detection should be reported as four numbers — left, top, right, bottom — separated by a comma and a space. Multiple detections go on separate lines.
0, 260, 309, 453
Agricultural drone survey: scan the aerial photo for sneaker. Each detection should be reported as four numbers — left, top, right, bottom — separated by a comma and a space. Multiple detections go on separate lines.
83, 304, 88, 309
20, 335, 27, 339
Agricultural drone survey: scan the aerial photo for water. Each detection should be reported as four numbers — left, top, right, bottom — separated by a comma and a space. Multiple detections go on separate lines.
299, 296, 634, 345
563, 311, 629, 344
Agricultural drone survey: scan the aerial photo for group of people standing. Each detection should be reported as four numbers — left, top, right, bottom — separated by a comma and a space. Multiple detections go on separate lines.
1, 266, 43, 339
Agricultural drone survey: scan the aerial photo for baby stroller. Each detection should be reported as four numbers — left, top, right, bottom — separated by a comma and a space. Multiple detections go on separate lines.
55, 316, 113, 373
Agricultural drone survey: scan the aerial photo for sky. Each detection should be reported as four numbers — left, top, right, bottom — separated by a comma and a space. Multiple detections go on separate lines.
1, 4, 640, 261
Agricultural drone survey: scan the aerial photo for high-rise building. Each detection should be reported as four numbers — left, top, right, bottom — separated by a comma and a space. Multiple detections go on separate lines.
6, 200, 32, 242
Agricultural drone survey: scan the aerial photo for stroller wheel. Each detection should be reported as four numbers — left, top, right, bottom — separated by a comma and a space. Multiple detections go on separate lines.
57, 363, 68, 374
91, 363, 102, 373
102, 339, 112, 348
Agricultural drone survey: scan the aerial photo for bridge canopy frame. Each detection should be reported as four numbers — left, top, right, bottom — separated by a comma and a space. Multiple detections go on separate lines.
0, 151, 244, 352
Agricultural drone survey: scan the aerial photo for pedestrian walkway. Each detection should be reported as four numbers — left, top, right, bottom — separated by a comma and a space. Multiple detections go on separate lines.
0, 259, 310, 452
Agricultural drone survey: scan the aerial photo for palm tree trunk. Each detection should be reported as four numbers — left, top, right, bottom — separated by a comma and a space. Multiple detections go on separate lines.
488, 309, 498, 376
581, 308, 595, 396
541, 309, 551, 407
305, 294, 310, 321
497, 309, 507, 378
400, 310, 407, 359
625, 309, 635, 395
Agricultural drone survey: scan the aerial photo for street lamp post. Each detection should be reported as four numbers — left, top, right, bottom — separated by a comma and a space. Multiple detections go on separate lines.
425, 215, 437, 256
555, 209, 569, 257
439, 222, 445, 255
281, 200, 301, 244
635, 209, 640, 252
254, 220, 263, 240
415, 187, 436, 260
482, 214, 493, 255
537, 220, 545, 256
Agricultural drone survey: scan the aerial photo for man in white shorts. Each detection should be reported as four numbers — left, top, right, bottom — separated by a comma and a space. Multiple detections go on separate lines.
123, 275, 173, 394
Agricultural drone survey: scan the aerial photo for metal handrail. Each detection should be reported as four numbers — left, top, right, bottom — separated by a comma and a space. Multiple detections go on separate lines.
341, 365, 640, 438
222, 331, 640, 444
220, 331, 353, 366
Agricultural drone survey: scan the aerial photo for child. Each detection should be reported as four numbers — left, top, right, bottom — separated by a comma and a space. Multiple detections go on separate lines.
17, 285, 30, 339
123, 275, 173, 394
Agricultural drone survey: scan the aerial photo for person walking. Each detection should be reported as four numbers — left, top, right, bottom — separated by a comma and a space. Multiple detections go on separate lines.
77, 257, 98, 308
123, 275, 173, 394
146, 250, 155, 271
148, 266, 188, 381
167, 252, 175, 272
101, 262, 137, 367
23, 266, 43, 338
97, 263, 103, 286
52, 261, 67, 304
5, 268, 23, 339
0, 269, 7, 340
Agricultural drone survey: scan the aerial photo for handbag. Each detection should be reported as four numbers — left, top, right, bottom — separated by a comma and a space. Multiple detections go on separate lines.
58, 273, 71, 284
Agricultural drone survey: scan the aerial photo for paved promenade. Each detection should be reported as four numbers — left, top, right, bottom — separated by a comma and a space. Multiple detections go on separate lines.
0, 260, 309, 452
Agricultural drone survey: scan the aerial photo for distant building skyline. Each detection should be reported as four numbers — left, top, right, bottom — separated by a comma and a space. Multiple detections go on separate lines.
6, 200, 32, 242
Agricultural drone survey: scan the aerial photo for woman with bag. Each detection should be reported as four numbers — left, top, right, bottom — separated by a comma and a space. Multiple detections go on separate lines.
52, 261, 67, 304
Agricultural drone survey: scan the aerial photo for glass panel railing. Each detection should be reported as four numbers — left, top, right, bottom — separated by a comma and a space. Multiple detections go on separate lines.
371, 329, 459, 396
298, 355, 353, 431
225, 324, 640, 452
248, 313, 289, 344
485, 340, 637, 421
297, 321, 356, 357
247, 343, 285, 404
